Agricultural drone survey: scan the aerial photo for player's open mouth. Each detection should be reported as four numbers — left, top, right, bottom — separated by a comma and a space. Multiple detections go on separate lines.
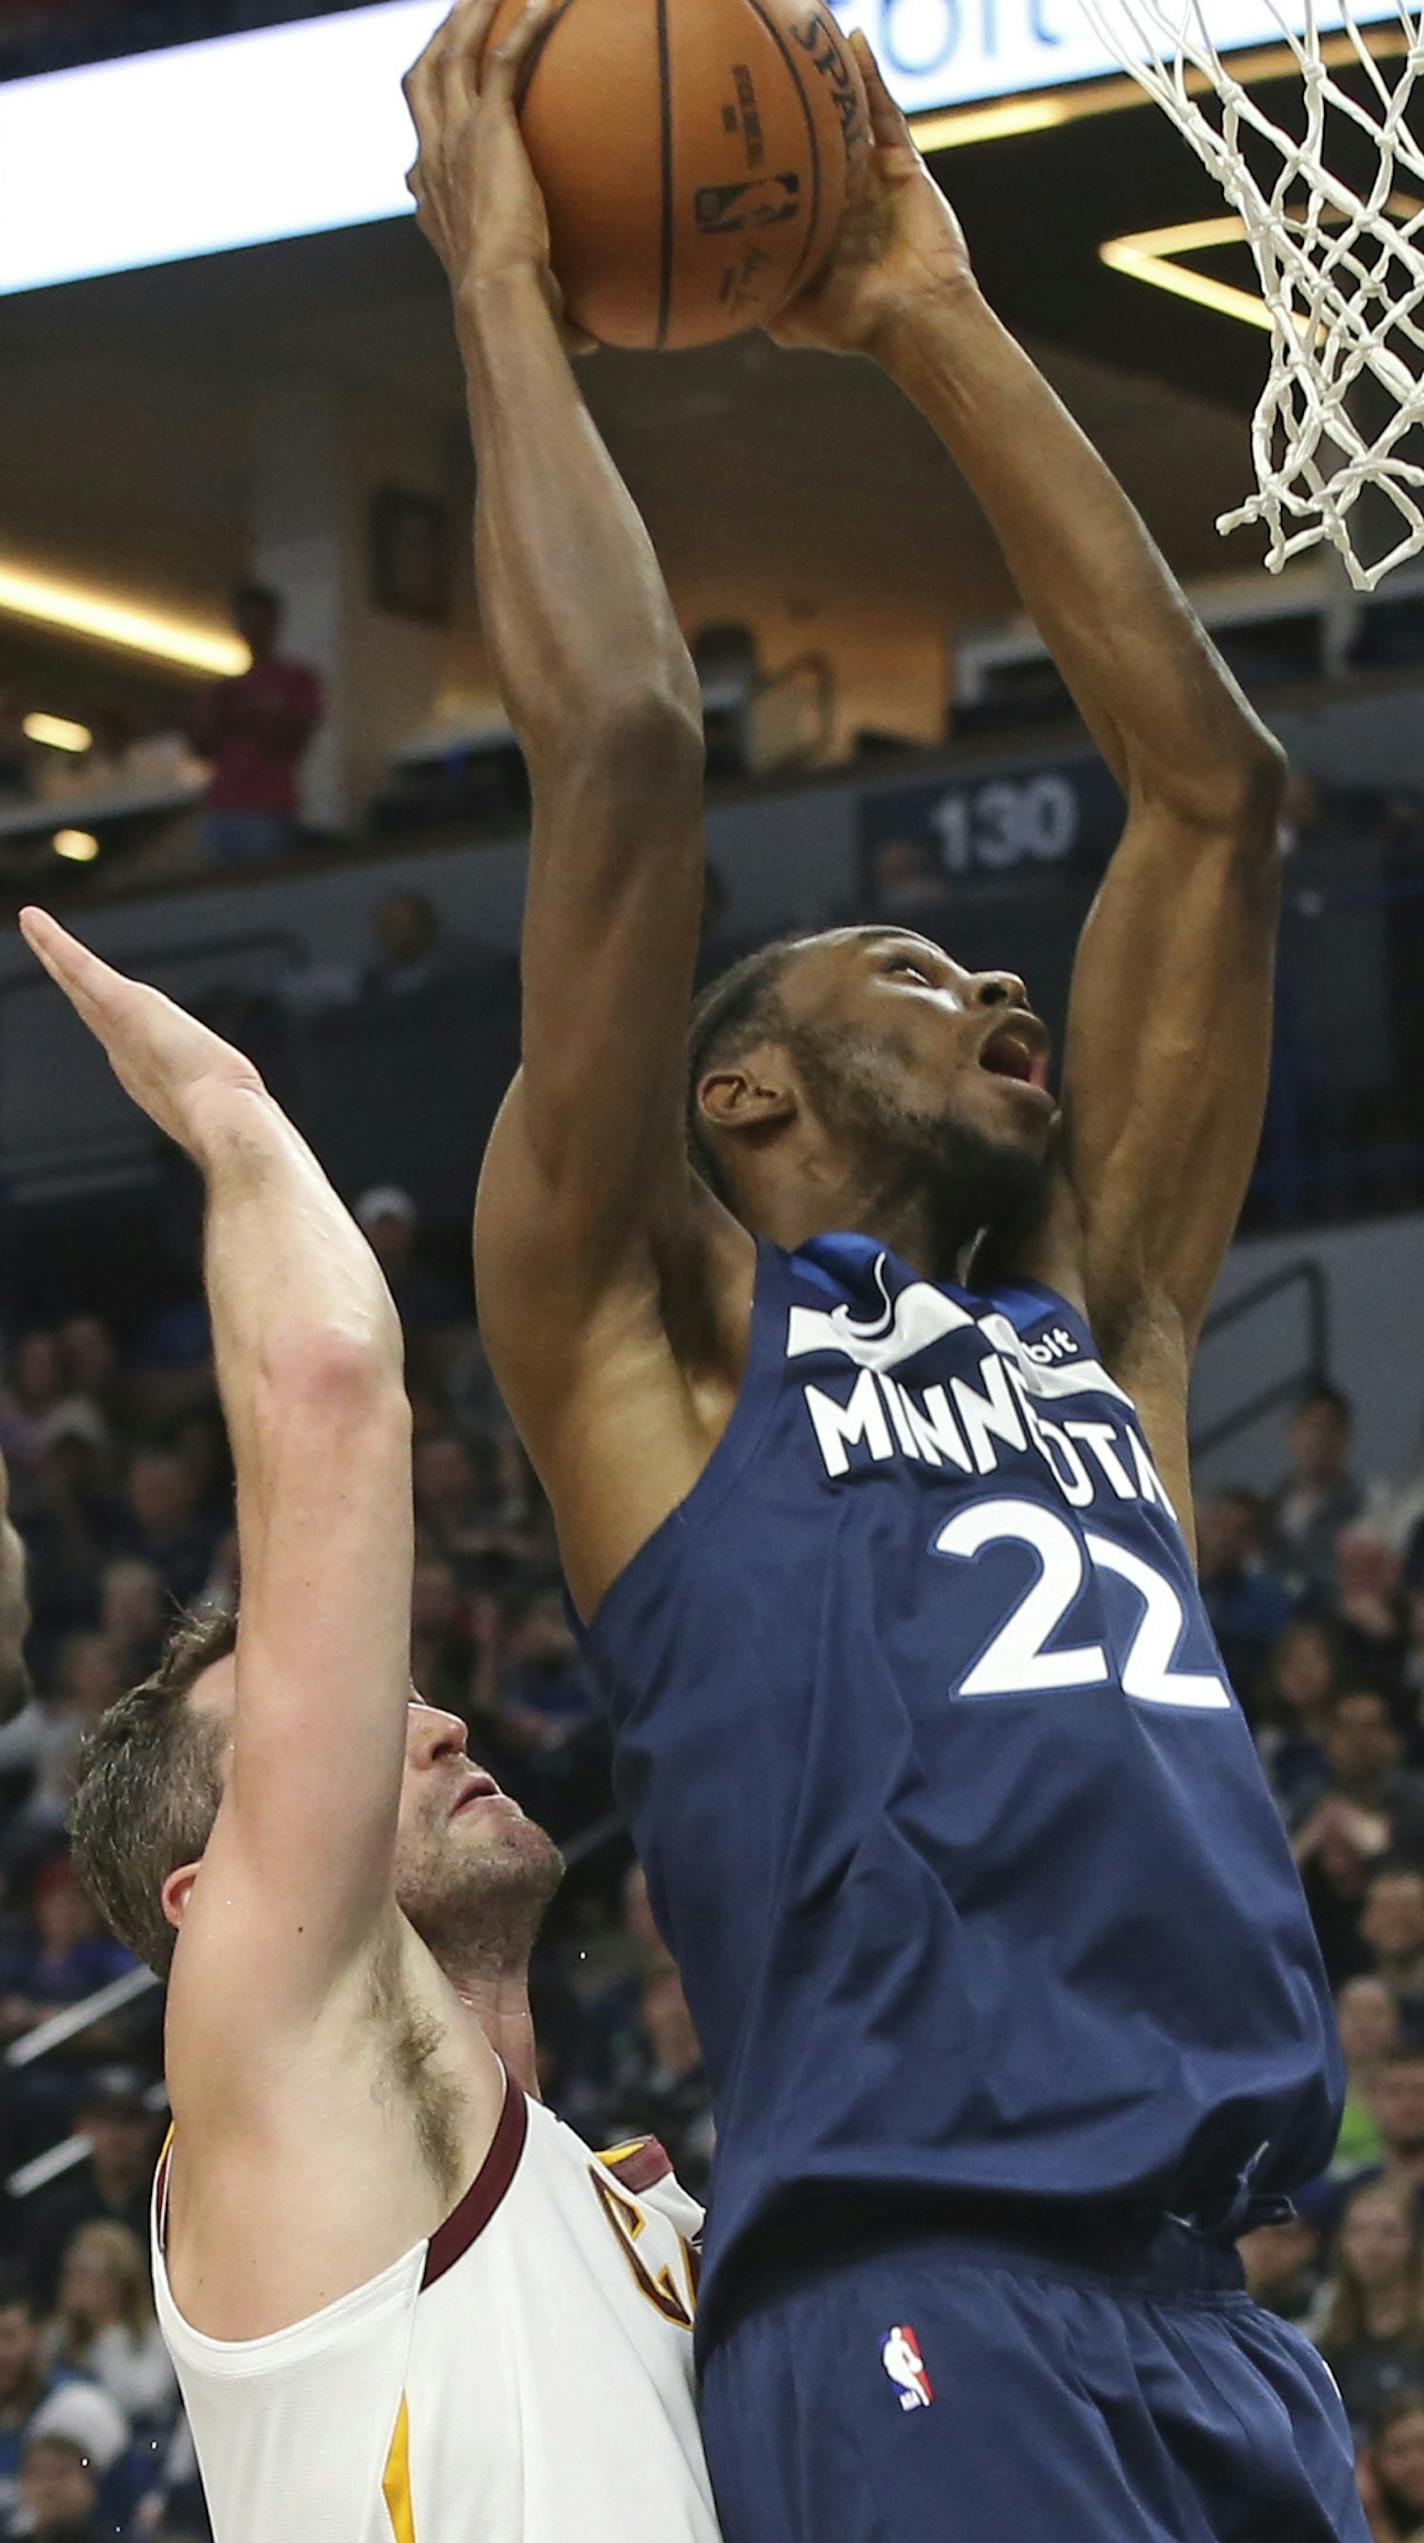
978, 1016, 1052, 1092
451, 1772, 502, 1818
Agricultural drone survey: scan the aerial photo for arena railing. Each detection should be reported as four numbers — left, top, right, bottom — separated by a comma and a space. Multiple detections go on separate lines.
1190, 1260, 1331, 1464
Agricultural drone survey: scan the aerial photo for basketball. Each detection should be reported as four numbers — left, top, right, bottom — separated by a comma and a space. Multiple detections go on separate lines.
482, 0, 869, 349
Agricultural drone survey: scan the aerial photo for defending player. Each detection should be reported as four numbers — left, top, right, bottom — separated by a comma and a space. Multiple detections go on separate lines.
16, 908, 720, 2543
412, 3, 1364, 2536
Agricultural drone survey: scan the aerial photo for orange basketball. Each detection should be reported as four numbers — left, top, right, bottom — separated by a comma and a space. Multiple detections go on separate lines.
484, 0, 869, 349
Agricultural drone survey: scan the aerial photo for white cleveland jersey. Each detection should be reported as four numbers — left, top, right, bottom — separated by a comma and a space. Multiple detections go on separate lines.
151, 2077, 722, 2543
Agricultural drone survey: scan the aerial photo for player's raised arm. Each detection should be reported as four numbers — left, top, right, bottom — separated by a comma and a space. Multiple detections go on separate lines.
404, 3, 735, 1500
774, 42, 1285, 1515
18, 912, 413, 2067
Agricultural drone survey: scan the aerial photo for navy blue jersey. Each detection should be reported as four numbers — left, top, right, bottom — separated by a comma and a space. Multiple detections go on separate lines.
576, 1234, 1341, 2329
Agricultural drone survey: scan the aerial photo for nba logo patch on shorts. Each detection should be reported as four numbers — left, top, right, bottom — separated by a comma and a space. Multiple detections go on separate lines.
881, 2323, 934, 2411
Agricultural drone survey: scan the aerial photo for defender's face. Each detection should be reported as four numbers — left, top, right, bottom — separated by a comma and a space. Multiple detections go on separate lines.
779, 928, 1058, 1163
187, 1673, 559, 1927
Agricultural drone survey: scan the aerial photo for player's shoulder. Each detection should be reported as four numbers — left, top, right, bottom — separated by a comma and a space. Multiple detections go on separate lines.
594, 2136, 676, 2194
594, 2135, 705, 2242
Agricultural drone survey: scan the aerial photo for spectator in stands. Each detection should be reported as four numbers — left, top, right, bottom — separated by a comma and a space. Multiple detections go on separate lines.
20, 1420, 124, 1669
192, 585, 323, 869
1294, 1688, 1424, 1860
0, 1637, 120, 1890
0, 1858, 145, 2159
1359, 2392, 1424, 2543
1324, 1526, 1412, 1696
9, 2427, 104, 2543
115, 1454, 217, 1611
1238, 2206, 1325, 2324
50, 2222, 177, 2430
53, 1323, 119, 1444
1195, 1486, 1293, 1709
363, 889, 457, 1001
7, 2368, 133, 2543
1365, 1872, 1424, 2041
1337, 1975, 1402, 2173
1317, 2179, 1424, 2431
409, 1554, 486, 1722
96, 1565, 167, 1691
1356, 2049, 1424, 2206
1257, 1615, 1348, 1816
493, 1580, 596, 1758
353, 1187, 465, 1334
18, 2090, 163, 2310
1272, 1384, 1370, 1598
0, 2275, 123, 2538
0, 1335, 66, 1475
0, 2278, 50, 2530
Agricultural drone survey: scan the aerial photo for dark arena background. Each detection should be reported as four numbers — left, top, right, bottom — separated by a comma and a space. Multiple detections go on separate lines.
1, 1, 1423, 2536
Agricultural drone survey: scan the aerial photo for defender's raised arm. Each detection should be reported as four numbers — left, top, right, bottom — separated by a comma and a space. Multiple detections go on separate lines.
19, 912, 413, 2066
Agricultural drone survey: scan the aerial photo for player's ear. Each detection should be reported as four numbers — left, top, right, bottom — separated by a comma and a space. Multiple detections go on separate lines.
697, 1050, 798, 1143
161, 1861, 202, 1935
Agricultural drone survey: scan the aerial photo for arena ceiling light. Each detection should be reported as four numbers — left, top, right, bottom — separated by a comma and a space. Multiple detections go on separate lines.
0, 0, 1401, 299
51, 831, 101, 863
1100, 216, 1275, 332
1101, 188, 1422, 334
22, 713, 92, 754
0, 563, 247, 674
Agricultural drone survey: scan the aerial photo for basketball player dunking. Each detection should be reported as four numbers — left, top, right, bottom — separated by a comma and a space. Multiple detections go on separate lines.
16, 908, 722, 2543
409, 5, 1364, 2536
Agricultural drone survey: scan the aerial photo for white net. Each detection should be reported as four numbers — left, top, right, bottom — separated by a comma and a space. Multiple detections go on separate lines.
1075, 0, 1424, 585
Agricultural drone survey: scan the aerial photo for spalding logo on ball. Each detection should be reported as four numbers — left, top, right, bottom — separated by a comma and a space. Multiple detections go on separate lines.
482, 0, 870, 348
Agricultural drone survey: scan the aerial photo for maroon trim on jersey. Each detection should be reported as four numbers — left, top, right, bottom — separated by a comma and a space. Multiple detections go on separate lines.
600, 2138, 674, 2196
421, 2074, 529, 2288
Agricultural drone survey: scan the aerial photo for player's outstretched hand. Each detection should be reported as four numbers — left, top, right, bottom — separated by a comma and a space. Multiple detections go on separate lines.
403, 0, 592, 349
19, 908, 266, 1160
769, 33, 976, 357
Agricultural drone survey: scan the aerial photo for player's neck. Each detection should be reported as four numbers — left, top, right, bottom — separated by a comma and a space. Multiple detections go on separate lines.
749, 1171, 972, 1286
452, 1967, 541, 2099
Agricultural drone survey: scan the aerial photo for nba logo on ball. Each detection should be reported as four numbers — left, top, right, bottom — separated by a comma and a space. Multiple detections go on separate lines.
881, 2324, 934, 2412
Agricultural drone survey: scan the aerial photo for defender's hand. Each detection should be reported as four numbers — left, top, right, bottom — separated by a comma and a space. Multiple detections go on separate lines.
769, 33, 975, 356
404, 0, 590, 345
19, 909, 265, 1160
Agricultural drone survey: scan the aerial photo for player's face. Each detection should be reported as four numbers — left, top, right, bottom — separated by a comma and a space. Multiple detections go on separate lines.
773, 928, 1057, 1237
394, 1699, 562, 1958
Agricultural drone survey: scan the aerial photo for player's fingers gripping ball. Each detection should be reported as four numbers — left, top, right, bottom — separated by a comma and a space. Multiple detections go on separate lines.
477, 0, 870, 347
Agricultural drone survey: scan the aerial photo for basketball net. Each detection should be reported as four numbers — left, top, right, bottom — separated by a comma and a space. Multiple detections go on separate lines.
1075, 0, 1424, 585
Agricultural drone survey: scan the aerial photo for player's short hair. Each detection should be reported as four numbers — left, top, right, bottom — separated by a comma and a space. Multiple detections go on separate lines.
69, 1605, 237, 1979
685, 935, 806, 1200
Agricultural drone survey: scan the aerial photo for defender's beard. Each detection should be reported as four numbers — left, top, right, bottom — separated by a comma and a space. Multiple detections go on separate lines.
398, 1810, 564, 1981
790, 1024, 1052, 1271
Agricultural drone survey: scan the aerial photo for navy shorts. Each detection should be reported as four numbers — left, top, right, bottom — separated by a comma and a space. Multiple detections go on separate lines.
699, 2207, 1368, 2543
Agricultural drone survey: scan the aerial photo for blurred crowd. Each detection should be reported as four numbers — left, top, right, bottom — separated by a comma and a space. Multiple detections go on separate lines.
3, 1290, 1424, 2533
